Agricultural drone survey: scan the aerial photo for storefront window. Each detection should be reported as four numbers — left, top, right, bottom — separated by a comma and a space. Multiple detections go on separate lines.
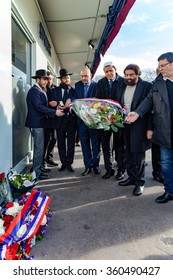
12, 18, 30, 74
12, 18, 32, 167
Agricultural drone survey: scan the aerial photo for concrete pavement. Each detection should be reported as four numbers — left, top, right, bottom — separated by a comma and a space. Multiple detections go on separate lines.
31, 146, 173, 260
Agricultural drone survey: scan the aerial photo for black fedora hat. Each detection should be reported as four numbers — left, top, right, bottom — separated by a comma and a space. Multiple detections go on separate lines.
31, 69, 49, 79
57, 68, 73, 78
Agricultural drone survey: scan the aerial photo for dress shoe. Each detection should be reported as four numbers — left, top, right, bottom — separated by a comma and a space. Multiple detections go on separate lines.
66, 165, 75, 172
155, 192, 173, 203
133, 185, 144, 196
82, 167, 92, 176
102, 170, 114, 179
38, 173, 50, 180
41, 167, 51, 173
93, 166, 101, 175
115, 171, 125, 180
75, 142, 80, 147
59, 165, 66, 171
119, 177, 135, 186
153, 175, 164, 184
46, 159, 59, 166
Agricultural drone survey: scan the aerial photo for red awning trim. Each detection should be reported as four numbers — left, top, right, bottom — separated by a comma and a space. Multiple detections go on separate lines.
91, 0, 136, 76
102, 0, 136, 56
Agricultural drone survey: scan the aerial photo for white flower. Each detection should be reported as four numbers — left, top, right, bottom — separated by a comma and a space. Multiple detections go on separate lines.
16, 224, 27, 237
0, 218, 4, 228
36, 197, 42, 206
0, 227, 5, 236
6, 204, 23, 216
41, 215, 47, 226
29, 214, 35, 222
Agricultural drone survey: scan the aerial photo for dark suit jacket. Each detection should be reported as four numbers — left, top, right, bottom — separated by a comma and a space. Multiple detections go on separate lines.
95, 74, 124, 99
52, 85, 76, 129
25, 84, 56, 128
75, 80, 97, 99
114, 78, 152, 153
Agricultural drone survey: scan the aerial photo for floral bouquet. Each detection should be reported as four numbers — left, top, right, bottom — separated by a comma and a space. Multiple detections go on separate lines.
71, 98, 126, 132
7, 169, 37, 197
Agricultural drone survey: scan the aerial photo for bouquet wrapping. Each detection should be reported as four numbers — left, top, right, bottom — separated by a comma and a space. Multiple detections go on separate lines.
71, 98, 126, 132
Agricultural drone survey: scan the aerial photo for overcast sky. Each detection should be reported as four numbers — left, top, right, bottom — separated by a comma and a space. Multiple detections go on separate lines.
96, 0, 173, 77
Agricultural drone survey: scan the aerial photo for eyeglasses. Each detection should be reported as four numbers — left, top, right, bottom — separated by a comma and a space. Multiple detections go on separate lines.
158, 62, 170, 69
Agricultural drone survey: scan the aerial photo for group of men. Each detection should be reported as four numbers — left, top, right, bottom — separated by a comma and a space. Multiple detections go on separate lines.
25, 51, 173, 204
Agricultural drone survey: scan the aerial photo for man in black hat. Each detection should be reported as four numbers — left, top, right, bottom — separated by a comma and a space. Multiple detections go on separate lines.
52, 68, 77, 172
25, 69, 64, 180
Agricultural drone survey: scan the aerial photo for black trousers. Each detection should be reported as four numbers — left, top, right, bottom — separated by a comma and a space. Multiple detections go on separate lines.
125, 125, 145, 186
112, 131, 126, 173
151, 142, 162, 177
43, 128, 56, 161
99, 130, 113, 171
56, 117, 77, 166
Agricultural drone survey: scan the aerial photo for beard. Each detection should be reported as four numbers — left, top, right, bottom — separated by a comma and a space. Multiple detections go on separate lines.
125, 79, 137, 86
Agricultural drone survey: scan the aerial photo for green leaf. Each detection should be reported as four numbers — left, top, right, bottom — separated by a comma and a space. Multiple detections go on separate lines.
114, 122, 124, 128
111, 124, 118, 132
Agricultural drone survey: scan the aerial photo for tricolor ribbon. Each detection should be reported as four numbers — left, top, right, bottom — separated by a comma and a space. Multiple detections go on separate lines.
0, 189, 50, 245
70, 97, 126, 113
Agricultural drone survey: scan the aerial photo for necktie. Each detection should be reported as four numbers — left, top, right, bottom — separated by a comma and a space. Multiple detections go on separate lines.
84, 84, 89, 98
109, 80, 113, 88
63, 88, 68, 103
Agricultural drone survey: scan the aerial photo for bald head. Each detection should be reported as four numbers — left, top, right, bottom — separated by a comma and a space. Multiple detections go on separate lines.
81, 66, 91, 84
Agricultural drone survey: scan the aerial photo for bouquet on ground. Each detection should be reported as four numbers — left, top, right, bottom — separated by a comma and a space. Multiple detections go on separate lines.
71, 98, 126, 131
7, 169, 37, 195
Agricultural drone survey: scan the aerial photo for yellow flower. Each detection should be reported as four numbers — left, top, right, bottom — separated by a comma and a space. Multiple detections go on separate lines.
93, 102, 101, 109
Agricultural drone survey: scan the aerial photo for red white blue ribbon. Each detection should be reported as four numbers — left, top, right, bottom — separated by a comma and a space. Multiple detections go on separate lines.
0, 189, 50, 245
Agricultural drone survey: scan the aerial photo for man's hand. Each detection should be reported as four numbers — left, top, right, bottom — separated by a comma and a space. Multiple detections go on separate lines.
55, 109, 64, 117
65, 99, 71, 108
147, 130, 153, 140
49, 100, 58, 107
125, 112, 139, 123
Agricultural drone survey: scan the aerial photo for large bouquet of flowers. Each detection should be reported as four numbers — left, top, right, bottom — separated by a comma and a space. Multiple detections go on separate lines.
0, 189, 51, 260
71, 98, 126, 132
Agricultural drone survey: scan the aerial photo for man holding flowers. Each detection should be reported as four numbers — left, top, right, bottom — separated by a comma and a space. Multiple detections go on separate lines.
75, 66, 101, 176
95, 62, 125, 179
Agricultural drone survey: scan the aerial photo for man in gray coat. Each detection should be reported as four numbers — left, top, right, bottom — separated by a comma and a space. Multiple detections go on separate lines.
126, 52, 173, 203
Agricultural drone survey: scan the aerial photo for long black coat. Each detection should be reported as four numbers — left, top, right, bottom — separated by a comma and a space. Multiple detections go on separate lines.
52, 85, 76, 129
136, 74, 173, 149
113, 78, 152, 153
95, 74, 124, 99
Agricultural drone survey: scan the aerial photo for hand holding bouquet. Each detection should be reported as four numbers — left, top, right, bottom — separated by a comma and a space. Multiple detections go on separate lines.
71, 98, 126, 131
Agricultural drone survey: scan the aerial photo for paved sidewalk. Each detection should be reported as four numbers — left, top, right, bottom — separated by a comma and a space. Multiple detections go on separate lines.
31, 146, 173, 260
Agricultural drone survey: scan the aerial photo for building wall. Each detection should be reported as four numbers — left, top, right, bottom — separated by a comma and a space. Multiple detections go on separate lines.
0, 0, 60, 174
0, 0, 12, 174
13, 0, 60, 76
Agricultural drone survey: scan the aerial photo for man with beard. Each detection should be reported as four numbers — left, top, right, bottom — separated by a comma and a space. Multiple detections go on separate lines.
25, 69, 64, 180
52, 69, 77, 172
114, 64, 152, 196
